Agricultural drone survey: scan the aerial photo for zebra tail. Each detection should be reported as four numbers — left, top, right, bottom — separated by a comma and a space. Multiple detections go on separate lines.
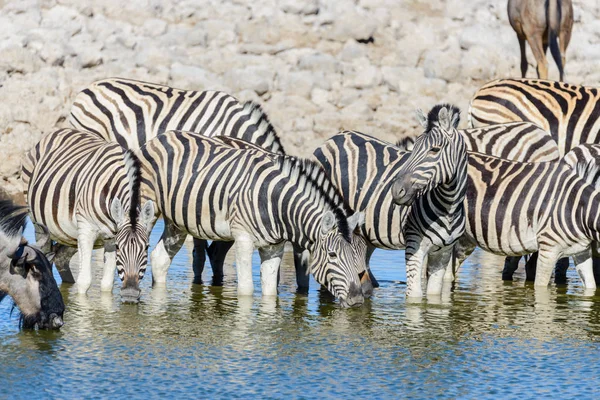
546, 0, 564, 80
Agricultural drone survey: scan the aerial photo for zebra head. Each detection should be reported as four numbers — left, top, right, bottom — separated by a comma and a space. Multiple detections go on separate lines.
309, 210, 367, 308
392, 104, 464, 205
110, 198, 155, 303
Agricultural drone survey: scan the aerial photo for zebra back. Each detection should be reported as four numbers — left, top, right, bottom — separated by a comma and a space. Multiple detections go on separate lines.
461, 122, 560, 162
468, 78, 600, 155
69, 78, 284, 154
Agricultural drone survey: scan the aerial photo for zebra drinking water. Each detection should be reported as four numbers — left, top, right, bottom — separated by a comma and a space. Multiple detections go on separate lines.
138, 131, 368, 307
22, 128, 156, 302
314, 104, 468, 297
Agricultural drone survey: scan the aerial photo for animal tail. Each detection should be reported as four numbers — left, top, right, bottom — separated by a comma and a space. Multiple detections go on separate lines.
546, 0, 564, 80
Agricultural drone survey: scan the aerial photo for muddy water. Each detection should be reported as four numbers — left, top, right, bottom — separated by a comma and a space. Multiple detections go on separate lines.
1, 220, 600, 398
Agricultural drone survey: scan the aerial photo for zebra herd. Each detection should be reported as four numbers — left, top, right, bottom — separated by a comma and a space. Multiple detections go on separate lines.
3, 75, 600, 330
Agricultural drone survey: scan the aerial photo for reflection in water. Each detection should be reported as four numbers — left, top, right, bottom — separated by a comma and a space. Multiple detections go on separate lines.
1, 220, 600, 397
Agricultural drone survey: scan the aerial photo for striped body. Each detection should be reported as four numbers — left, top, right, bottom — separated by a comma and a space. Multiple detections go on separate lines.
22, 128, 155, 300
69, 78, 283, 153
315, 131, 410, 250
139, 131, 367, 306
468, 78, 600, 155
455, 151, 600, 288
462, 122, 560, 162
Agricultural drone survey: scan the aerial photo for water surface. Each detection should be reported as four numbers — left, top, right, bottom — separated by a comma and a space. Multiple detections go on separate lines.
1, 220, 600, 398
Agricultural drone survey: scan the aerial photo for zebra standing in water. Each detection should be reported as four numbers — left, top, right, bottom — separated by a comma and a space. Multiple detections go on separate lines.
314, 104, 468, 297
22, 128, 155, 302
69, 78, 284, 285
435, 150, 600, 292
468, 78, 600, 154
137, 131, 368, 306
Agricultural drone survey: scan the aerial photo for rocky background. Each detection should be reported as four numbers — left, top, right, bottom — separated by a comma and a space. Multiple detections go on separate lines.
1, 0, 599, 198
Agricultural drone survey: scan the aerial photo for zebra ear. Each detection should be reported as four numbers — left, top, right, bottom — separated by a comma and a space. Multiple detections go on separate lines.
110, 198, 124, 225
140, 200, 155, 231
415, 109, 428, 129
347, 212, 365, 231
320, 211, 336, 235
450, 110, 460, 129
438, 107, 450, 130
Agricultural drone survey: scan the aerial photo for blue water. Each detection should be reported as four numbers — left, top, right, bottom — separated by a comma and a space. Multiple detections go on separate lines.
1, 219, 600, 399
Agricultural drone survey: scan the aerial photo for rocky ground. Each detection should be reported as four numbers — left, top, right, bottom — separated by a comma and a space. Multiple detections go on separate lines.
1, 0, 599, 198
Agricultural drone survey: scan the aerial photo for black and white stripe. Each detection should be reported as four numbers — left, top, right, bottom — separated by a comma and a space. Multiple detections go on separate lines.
21, 128, 155, 301
138, 131, 367, 307
468, 78, 600, 155
446, 149, 600, 291
314, 104, 468, 297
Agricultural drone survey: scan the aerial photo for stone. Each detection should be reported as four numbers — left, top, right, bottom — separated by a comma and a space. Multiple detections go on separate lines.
170, 63, 223, 91
142, 18, 168, 37
280, 0, 318, 15
342, 59, 382, 89
339, 40, 366, 61
222, 66, 275, 96
298, 52, 339, 73
0, 46, 42, 74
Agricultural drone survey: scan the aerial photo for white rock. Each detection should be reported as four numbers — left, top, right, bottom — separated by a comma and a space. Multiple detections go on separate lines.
142, 18, 168, 37
277, 71, 315, 98
280, 0, 318, 15
170, 63, 222, 91
298, 52, 339, 73
342, 60, 382, 89
0, 46, 42, 73
339, 40, 366, 61
222, 66, 274, 96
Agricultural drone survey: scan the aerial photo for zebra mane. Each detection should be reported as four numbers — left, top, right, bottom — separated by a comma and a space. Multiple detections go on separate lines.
395, 136, 416, 152
123, 149, 142, 227
0, 199, 27, 240
240, 101, 285, 155
274, 156, 352, 242
426, 103, 461, 132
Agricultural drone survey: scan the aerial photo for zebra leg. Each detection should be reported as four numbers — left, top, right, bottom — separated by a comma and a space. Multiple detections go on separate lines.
405, 241, 427, 298
234, 233, 255, 296
365, 244, 379, 288
293, 244, 309, 294
192, 238, 207, 284
554, 258, 570, 285
426, 248, 452, 296
258, 243, 285, 296
573, 251, 596, 289
525, 252, 538, 281
534, 248, 559, 288
150, 221, 187, 285
76, 225, 98, 294
443, 238, 474, 283
502, 256, 521, 281
101, 240, 116, 292
207, 241, 234, 286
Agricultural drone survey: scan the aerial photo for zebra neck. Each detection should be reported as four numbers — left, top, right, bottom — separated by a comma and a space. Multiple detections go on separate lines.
280, 204, 332, 252
439, 155, 468, 215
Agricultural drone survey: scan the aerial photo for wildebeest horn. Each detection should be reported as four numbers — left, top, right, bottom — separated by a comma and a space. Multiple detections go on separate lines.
34, 223, 51, 249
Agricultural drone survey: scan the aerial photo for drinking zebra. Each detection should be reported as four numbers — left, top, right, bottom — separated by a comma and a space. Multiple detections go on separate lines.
433, 150, 600, 292
0, 199, 64, 329
314, 104, 468, 297
468, 78, 600, 155
22, 128, 156, 302
138, 131, 368, 306
69, 78, 284, 285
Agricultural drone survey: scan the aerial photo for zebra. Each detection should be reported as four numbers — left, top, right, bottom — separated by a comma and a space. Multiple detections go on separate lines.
434, 150, 600, 293
137, 131, 368, 307
69, 78, 284, 285
22, 128, 156, 302
467, 78, 600, 155
314, 104, 468, 297
508, 0, 573, 80
0, 199, 64, 329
